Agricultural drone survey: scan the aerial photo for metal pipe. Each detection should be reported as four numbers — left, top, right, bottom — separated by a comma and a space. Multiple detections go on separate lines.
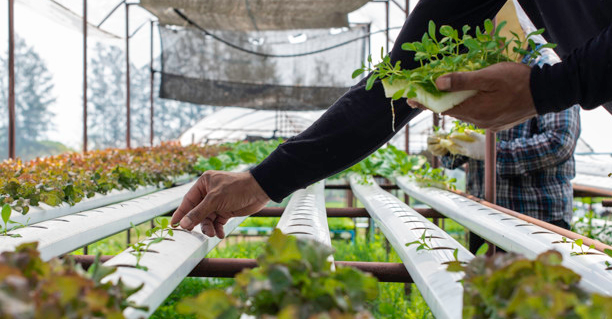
83, 0, 88, 153
325, 184, 399, 190
572, 184, 612, 198
125, 3, 131, 149
97, 0, 126, 28
70, 256, 413, 283
252, 207, 444, 219
450, 188, 612, 253
149, 20, 154, 146
484, 130, 496, 204
390, 0, 405, 12
8, 0, 16, 159
385, 0, 390, 54
431, 114, 440, 168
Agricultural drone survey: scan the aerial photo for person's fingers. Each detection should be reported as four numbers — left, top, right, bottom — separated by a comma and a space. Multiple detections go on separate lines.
171, 177, 208, 226
213, 218, 227, 239
200, 217, 215, 237
181, 192, 217, 230
436, 70, 489, 92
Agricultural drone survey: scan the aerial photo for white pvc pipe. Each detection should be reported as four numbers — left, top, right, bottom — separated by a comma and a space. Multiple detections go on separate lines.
397, 176, 612, 296
0, 181, 195, 261
350, 175, 472, 319
276, 181, 332, 248
103, 216, 247, 319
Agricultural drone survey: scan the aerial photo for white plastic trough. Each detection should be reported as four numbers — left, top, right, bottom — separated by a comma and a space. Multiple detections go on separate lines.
103, 216, 247, 319
350, 175, 472, 319
9, 173, 195, 226
0, 181, 195, 260
397, 176, 612, 296
276, 181, 332, 248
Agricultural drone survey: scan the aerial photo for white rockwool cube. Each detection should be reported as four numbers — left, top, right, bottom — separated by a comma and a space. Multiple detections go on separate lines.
382, 78, 477, 114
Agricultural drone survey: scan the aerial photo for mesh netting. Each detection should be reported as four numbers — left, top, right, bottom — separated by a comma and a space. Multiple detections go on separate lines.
140, 0, 369, 31
158, 25, 368, 110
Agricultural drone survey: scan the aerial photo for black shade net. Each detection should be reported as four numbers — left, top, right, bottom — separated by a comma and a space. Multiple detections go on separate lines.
158, 24, 369, 111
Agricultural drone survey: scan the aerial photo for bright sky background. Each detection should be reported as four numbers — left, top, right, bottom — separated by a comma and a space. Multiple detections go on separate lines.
0, 0, 611, 154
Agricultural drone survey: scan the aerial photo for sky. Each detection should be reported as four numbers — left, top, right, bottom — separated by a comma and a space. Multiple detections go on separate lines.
0, 0, 611, 153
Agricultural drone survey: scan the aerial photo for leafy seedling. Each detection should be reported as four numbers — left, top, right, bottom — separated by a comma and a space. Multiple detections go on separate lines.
569, 238, 595, 256
475, 243, 489, 256
353, 20, 556, 117
406, 230, 434, 251
1, 204, 22, 238
446, 248, 467, 273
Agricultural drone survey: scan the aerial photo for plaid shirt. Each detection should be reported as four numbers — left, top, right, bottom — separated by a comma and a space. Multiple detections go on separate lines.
441, 106, 580, 225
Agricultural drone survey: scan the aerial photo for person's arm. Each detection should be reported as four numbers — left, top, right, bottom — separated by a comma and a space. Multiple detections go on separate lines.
496, 106, 580, 177
251, 0, 506, 202
172, 0, 507, 236
531, 24, 612, 114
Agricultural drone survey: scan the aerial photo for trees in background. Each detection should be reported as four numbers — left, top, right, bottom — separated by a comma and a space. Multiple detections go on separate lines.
87, 43, 212, 150
0, 37, 68, 161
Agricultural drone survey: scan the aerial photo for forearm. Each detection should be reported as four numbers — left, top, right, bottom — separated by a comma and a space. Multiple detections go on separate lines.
251, 0, 506, 202
531, 24, 612, 114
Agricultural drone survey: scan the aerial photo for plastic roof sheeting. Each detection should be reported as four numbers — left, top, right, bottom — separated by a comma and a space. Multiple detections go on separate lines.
140, 0, 370, 31
17, 0, 120, 39
179, 107, 325, 145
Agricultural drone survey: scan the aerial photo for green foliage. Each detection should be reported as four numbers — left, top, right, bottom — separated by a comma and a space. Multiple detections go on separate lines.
0, 242, 144, 318
459, 250, 612, 318
334, 145, 426, 184
177, 230, 378, 319
194, 139, 281, 173
128, 218, 176, 271
410, 162, 457, 190
0, 142, 222, 213
354, 20, 555, 100
449, 120, 485, 135
475, 243, 489, 256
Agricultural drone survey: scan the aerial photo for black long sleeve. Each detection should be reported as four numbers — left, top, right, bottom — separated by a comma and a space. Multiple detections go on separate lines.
251, 0, 505, 202
531, 23, 612, 114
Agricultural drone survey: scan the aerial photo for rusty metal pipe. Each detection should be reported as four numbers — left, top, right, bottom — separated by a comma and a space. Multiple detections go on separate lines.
83, 0, 88, 153
125, 3, 131, 149
8, 0, 15, 159
149, 20, 154, 146
70, 256, 413, 283
252, 207, 444, 219
325, 184, 399, 190
573, 184, 612, 198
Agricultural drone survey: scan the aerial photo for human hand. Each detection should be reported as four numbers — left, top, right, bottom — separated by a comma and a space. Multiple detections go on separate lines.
427, 133, 449, 157
409, 62, 537, 131
171, 171, 270, 238
447, 129, 486, 160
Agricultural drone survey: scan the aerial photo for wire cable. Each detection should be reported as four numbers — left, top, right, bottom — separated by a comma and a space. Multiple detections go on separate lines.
172, 8, 402, 58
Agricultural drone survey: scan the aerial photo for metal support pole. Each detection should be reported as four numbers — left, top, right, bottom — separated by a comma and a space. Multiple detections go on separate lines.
432, 113, 440, 168
8, 0, 16, 159
83, 0, 88, 153
403, 0, 410, 155
149, 20, 154, 146
385, 0, 390, 54
125, 3, 131, 149
484, 129, 497, 255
